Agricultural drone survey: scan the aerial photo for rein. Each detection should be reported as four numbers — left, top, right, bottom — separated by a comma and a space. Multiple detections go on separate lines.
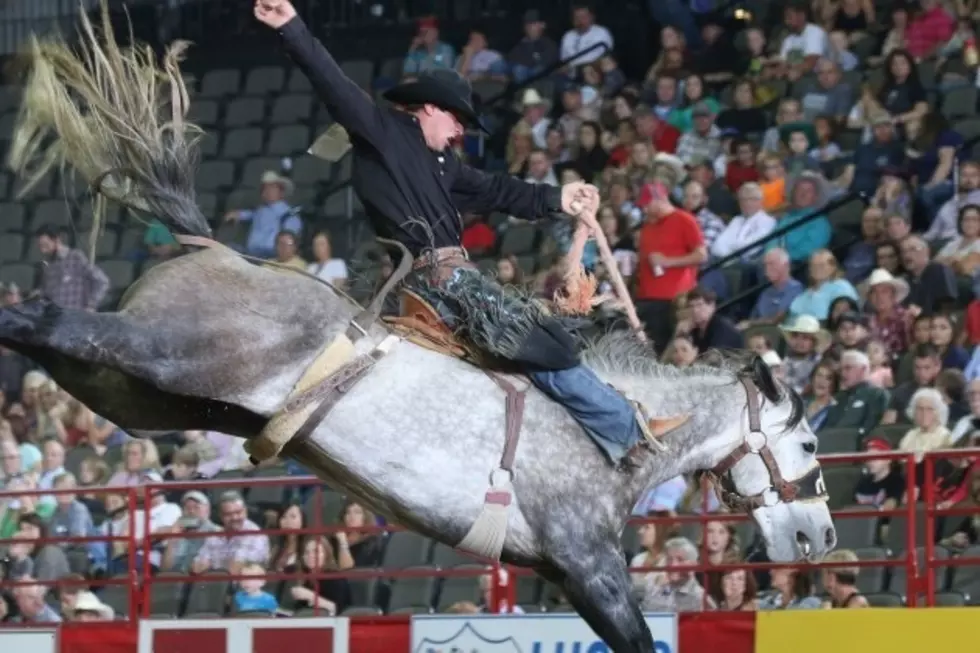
701, 377, 827, 512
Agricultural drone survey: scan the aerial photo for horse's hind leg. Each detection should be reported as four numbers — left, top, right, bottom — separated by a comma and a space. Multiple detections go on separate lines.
0, 298, 264, 435
542, 545, 654, 653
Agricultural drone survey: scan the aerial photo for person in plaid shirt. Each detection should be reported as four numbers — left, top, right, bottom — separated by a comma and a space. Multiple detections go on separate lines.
191, 491, 269, 574
35, 225, 109, 311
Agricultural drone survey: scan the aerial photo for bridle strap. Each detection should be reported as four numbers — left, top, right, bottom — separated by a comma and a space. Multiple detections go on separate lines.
706, 377, 801, 511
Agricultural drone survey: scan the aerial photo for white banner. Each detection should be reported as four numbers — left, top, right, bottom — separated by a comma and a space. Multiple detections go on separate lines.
0, 629, 57, 653
411, 613, 677, 653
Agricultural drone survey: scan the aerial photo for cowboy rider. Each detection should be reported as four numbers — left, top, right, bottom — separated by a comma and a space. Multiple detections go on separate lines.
254, 0, 660, 468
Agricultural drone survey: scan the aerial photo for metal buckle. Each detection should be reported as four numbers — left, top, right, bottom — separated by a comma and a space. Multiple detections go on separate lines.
745, 429, 767, 453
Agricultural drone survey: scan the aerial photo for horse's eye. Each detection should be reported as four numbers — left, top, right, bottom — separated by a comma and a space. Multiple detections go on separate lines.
802, 442, 817, 455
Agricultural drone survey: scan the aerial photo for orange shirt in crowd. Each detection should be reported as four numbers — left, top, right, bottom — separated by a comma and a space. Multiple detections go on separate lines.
635, 209, 704, 301
760, 177, 786, 213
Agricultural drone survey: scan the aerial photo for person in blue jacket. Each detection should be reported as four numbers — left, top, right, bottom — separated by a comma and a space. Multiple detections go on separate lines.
766, 172, 832, 264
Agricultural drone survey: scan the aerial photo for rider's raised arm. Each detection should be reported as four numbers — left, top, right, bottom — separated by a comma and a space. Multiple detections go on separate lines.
278, 16, 384, 144
448, 155, 563, 220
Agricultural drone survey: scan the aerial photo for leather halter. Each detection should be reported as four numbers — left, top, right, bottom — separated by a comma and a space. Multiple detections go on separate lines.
701, 377, 826, 512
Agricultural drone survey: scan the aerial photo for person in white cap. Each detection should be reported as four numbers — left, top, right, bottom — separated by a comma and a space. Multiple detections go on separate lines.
223, 170, 301, 259
70, 591, 114, 621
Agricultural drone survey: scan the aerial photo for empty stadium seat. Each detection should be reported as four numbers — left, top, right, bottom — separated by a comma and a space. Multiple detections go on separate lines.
245, 66, 286, 95
291, 156, 331, 186
833, 506, 879, 549
380, 531, 432, 568
100, 260, 137, 290
820, 465, 861, 508
865, 592, 903, 607
225, 97, 266, 127
149, 573, 188, 617
222, 128, 264, 159
0, 233, 24, 263
817, 429, 861, 455
435, 564, 484, 610
0, 263, 36, 291
194, 159, 235, 191
287, 67, 313, 93
117, 229, 145, 258
188, 99, 220, 127
199, 69, 241, 98
948, 545, 980, 604
74, 230, 118, 260
431, 544, 483, 568
29, 199, 73, 232
0, 202, 26, 232
888, 547, 950, 596
266, 125, 312, 156
184, 571, 231, 616
386, 565, 438, 613
271, 94, 314, 125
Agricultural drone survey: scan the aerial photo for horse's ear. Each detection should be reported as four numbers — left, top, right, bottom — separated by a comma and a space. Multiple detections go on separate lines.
748, 355, 782, 403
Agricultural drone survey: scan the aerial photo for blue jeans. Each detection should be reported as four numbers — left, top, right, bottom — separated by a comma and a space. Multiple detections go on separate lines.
526, 364, 642, 463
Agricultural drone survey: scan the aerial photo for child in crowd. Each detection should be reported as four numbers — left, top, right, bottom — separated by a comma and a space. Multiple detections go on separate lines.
233, 563, 279, 613
867, 340, 895, 388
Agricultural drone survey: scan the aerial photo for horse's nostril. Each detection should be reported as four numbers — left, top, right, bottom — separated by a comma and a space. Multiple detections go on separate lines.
795, 530, 811, 557
824, 527, 837, 549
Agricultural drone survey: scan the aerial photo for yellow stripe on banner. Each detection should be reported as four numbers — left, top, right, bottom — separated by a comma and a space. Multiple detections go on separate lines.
755, 608, 977, 653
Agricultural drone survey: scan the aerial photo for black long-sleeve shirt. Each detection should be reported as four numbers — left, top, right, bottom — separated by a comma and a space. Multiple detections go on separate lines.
279, 18, 563, 255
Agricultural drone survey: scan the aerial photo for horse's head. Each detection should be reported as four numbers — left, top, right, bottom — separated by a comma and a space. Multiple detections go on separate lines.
701, 356, 836, 563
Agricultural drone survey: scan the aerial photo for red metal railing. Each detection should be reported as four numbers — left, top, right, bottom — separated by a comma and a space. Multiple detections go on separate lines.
0, 448, 977, 623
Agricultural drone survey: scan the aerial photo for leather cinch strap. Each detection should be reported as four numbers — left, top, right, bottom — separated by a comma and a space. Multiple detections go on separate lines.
485, 372, 527, 475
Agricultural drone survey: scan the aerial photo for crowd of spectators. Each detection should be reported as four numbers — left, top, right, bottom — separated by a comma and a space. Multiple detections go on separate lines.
4, 0, 980, 619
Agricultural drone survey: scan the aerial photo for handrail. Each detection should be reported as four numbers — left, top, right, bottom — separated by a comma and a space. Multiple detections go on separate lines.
0, 448, 978, 618
481, 40, 611, 110
702, 190, 868, 274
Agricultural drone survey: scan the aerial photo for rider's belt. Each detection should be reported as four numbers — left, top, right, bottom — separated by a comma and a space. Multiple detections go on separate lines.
414, 246, 475, 282
413, 246, 470, 270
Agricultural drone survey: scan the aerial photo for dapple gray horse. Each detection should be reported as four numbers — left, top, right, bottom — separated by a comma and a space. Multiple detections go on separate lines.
2, 9, 836, 651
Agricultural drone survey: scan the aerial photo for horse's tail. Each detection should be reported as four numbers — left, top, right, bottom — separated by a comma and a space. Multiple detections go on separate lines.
7, 0, 211, 250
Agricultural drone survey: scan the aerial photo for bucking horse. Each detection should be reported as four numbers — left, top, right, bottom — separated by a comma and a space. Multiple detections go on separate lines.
1, 6, 836, 651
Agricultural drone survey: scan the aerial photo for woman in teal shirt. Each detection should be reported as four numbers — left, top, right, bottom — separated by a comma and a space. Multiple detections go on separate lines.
789, 249, 859, 321
668, 73, 722, 133
767, 173, 832, 264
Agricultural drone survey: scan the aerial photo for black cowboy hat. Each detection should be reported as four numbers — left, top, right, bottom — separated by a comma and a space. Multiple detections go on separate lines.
383, 69, 489, 133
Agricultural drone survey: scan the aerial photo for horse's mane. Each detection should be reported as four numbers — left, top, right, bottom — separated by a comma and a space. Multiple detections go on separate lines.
582, 330, 806, 429
581, 329, 751, 380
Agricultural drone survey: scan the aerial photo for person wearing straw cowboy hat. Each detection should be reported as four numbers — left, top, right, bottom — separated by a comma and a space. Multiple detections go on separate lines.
779, 315, 831, 394
70, 591, 114, 621
515, 87, 552, 148
254, 0, 674, 469
223, 170, 301, 259
864, 268, 911, 355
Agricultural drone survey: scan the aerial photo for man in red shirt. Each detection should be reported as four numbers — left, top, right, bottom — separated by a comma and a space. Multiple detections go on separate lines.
634, 181, 707, 354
